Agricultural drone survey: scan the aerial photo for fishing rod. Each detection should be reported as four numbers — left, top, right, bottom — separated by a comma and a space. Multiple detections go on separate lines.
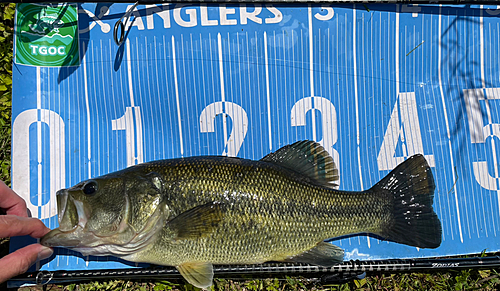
13, 256, 500, 285
16, 0, 500, 46
7, 0, 500, 4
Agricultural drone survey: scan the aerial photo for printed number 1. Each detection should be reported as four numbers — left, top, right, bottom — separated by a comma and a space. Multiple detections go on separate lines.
112, 106, 144, 167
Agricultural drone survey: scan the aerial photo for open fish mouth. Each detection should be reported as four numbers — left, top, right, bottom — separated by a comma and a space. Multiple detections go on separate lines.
41, 190, 88, 247
56, 189, 85, 232
41, 188, 163, 255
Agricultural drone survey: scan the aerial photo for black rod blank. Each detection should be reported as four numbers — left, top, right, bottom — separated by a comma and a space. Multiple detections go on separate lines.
8, 0, 500, 3
12, 256, 500, 285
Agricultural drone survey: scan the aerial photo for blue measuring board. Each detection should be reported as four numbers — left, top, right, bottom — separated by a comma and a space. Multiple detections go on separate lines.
10, 3, 500, 275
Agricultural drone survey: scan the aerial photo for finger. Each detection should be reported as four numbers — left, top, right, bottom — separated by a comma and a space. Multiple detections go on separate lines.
0, 244, 53, 284
0, 181, 28, 217
0, 216, 50, 239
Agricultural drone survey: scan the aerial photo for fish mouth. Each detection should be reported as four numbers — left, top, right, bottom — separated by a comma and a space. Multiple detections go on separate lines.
41, 189, 88, 247
56, 189, 84, 232
41, 188, 165, 257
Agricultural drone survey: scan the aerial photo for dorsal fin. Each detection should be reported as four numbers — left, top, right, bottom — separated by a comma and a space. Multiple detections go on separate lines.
260, 140, 339, 189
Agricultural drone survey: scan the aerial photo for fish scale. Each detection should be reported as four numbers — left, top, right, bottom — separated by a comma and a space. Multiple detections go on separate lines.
41, 140, 441, 289
130, 157, 388, 266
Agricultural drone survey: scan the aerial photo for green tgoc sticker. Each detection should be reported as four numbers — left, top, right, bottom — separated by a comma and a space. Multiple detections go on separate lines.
15, 3, 79, 67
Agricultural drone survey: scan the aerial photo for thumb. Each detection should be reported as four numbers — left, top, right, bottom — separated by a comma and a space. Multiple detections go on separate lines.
0, 244, 53, 284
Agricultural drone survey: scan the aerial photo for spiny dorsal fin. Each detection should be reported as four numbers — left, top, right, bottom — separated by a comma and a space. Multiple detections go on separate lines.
167, 202, 224, 240
261, 140, 339, 189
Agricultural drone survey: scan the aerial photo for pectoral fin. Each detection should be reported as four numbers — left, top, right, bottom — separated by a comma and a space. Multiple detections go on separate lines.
167, 202, 224, 240
176, 262, 214, 289
286, 242, 344, 267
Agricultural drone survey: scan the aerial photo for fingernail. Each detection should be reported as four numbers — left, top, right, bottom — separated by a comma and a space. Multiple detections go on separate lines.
37, 247, 54, 262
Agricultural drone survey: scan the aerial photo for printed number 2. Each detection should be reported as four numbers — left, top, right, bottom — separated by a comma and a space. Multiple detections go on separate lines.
12, 109, 65, 219
112, 106, 144, 167
377, 92, 435, 171
200, 101, 249, 157
464, 88, 500, 190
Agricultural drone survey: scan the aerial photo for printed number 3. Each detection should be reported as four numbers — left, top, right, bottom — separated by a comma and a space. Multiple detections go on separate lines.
291, 96, 340, 186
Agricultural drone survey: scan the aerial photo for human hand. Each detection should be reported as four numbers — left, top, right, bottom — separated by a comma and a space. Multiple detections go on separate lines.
0, 180, 53, 283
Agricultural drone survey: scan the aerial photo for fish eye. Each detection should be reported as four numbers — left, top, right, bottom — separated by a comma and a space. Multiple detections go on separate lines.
83, 181, 98, 195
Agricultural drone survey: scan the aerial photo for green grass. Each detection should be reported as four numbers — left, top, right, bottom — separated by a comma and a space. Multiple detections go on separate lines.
0, 2, 13, 185
10, 269, 500, 291
1, 2, 500, 290
0, 3, 14, 291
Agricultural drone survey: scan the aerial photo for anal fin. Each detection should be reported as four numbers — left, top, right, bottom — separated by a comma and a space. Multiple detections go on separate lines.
176, 262, 214, 289
286, 242, 344, 267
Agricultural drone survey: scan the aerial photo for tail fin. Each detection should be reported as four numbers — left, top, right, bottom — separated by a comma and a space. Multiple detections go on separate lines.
371, 154, 442, 248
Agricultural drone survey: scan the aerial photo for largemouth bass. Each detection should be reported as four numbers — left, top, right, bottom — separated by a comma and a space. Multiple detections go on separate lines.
41, 140, 441, 288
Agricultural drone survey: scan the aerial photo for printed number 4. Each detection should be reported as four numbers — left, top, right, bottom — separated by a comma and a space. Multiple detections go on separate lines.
377, 92, 435, 171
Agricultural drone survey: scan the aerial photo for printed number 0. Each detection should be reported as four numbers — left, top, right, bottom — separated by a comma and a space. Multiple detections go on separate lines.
12, 109, 65, 219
